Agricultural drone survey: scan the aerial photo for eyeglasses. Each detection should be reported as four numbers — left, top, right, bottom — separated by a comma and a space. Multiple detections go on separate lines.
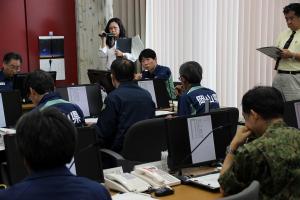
7, 64, 21, 71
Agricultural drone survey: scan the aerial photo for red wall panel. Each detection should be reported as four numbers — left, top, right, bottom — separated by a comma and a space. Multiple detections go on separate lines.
0, 0, 29, 72
25, 0, 78, 86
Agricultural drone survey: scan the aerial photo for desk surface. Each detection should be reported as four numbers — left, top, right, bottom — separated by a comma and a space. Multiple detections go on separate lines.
111, 185, 222, 200
158, 184, 222, 200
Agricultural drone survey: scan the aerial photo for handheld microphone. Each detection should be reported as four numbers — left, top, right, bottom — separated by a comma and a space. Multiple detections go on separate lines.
180, 124, 231, 167
98, 32, 114, 37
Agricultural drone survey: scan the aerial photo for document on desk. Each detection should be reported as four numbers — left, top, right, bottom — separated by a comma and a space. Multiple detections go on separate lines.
155, 110, 175, 116
112, 192, 158, 200
256, 46, 282, 60
67, 86, 90, 117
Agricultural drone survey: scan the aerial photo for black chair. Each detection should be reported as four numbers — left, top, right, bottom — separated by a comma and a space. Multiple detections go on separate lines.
74, 126, 104, 183
283, 99, 300, 129
87, 69, 114, 93
1, 134, 28, 186
100, 118, 167, 172
218, 180, 260, 200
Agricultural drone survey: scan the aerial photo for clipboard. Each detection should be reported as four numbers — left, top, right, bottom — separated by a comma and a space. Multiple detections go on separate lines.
256, 46, 282, 60
116, 38, 132, 53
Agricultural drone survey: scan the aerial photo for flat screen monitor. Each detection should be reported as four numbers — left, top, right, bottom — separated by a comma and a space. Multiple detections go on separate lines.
166, 107, 239, 171
13, 71, 56, 103
137, 79, 170, 109
0, 91, 22, 128
87, 69, 114, 93
55, 84, 102, 118
74, 126, 104, 182
284, 100, 300, 129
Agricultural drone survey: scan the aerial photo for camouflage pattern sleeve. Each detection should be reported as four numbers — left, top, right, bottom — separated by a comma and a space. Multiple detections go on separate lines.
218, 143, 267, 196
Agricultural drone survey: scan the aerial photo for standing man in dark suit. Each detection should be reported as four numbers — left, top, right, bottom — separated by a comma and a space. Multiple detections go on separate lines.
0, 108, 111, 200
0, 52, 22, 92
96, 58, 155, 153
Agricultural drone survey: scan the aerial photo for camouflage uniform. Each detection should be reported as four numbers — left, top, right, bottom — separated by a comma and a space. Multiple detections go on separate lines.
218, 120, 300, 200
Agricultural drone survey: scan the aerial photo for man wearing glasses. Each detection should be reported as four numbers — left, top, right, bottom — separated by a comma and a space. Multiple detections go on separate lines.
0, 52, 22, 92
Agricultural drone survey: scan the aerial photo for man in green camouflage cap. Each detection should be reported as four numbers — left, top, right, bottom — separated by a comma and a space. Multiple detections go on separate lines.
218, 86, 300, 199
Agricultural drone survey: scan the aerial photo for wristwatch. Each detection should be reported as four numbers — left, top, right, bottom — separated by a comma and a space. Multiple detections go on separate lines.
226, 146, 237, 155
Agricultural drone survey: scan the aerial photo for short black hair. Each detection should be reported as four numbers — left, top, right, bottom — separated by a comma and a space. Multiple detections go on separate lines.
242, 86, 284, 120
284, 3, 300, 17
179, 61, 203, 84
25, 69, 54, 96
110, 58, 135, 82
16, 107, 77, 171
138, 48, 157, 63
3, 52, 22, 64
105, 17, 126, 48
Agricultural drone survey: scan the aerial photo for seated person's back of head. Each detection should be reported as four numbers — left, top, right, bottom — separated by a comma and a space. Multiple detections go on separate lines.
0, 108, 111, 200
177, 61, 219, 116
96, 58, 155, 152
25, 69, 85, 127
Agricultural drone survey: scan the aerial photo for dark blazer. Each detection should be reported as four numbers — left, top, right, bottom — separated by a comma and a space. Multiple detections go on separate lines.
96, 82, 155, 152
0, 166, 111, 200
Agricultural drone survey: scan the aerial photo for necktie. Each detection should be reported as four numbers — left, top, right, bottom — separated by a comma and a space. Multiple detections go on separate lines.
274, 31, 296, 70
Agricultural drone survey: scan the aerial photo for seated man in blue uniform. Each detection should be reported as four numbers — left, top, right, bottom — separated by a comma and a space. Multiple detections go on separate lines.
177, 61, 219, 116
0, 52, 22, 92
136, 48, 176, 99
25, 70, 85, 127
96, 58, 155, 153
0, 108, 111, 200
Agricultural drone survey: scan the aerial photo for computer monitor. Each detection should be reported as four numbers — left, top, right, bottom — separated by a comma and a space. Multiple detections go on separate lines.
283, 99, 300, 129
137, 79, 170, 109
55, 84, 103, 118
74, 126, 104, 182
13, 71, 57, 103
87, 69, 115, 93
165, 107, 239, 171
0, 91, 22, 128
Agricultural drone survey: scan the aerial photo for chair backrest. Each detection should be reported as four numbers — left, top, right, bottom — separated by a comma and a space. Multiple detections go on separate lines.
121, 118, 167, 162
218, 180, 260, 200
283, 99, 300, 129
3, 134, 28, 185
74, 126, 104, 183
87, 69, 114, 93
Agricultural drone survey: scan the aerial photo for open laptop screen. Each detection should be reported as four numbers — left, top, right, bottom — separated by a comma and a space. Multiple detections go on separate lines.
56, 84, 102, 118
166, 108, 239, 171
137, 79, 170, 109
0, 91, 22, 128
13, 71, 56, 103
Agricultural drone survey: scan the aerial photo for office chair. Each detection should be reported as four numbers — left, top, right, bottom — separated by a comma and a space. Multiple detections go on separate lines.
100, 118, 167, 172
218, 180, 260, 200
283, 99, 300, 129
1, 134, 28, 186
